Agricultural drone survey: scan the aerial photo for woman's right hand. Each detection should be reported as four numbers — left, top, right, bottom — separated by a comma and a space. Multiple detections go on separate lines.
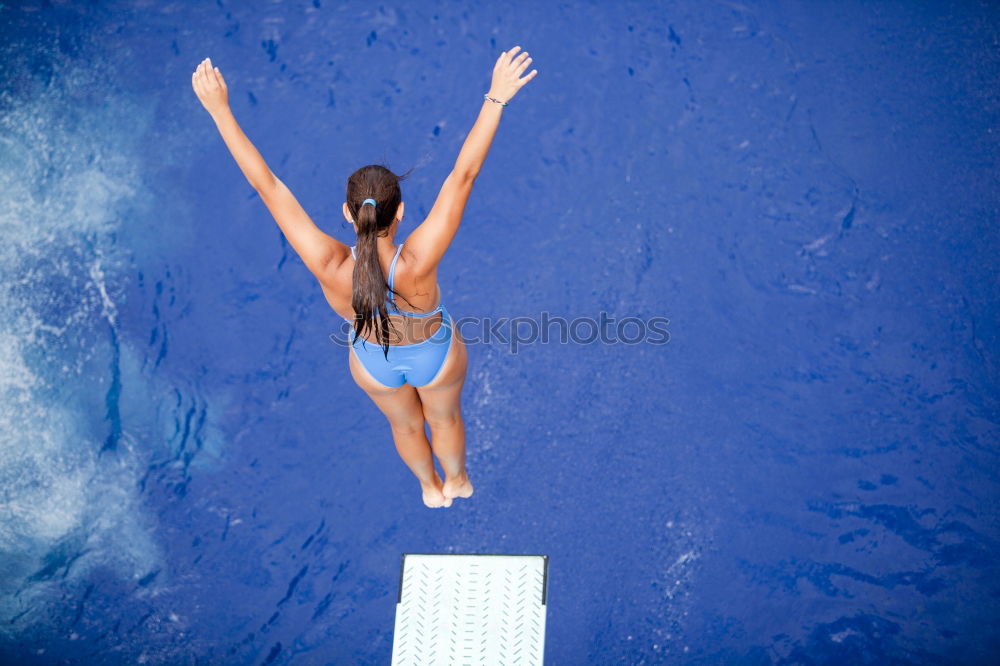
192, 57, 230, 117
488, 46, 538, 103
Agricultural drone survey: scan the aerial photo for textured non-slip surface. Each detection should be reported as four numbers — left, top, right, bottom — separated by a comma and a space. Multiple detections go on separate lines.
392, 555, 546, 665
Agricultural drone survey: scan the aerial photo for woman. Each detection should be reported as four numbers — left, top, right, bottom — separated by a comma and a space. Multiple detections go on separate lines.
192, 47, 537, 508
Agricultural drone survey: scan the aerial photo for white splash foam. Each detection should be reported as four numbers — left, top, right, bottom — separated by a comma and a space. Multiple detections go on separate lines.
0, 54, 161, 634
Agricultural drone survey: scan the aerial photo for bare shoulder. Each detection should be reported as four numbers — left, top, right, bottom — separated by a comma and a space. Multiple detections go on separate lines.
315, 250, 354, 292
399, 236, 437, 280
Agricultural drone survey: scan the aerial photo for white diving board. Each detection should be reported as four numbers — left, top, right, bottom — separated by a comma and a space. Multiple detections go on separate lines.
391, 553, 549, 665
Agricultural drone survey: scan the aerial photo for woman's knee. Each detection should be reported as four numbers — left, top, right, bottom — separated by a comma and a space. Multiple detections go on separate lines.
389, 418, 426, 437
424, 409, 462, 430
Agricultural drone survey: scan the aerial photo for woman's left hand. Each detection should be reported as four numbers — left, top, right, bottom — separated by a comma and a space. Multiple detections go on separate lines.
192, 57, 229, 116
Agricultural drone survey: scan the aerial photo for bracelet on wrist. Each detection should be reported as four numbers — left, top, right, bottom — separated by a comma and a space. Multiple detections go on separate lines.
484, 93, 508, 107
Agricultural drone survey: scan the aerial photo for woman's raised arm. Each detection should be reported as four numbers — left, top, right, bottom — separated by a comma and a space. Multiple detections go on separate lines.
404, 46, 538, 274
192, 58, 349, 278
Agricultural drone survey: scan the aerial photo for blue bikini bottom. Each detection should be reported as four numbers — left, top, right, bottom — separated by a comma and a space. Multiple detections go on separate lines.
349, 306, 454, 388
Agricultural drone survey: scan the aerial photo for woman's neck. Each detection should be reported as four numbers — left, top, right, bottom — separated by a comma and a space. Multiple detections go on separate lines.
375, 234, 398, 253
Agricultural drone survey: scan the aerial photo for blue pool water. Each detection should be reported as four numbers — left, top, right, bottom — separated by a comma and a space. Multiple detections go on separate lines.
1, 1, 998, 663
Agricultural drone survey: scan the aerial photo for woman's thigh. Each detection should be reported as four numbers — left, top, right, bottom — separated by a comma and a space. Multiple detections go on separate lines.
349, 347, 424, 428
415, 324, 468, 419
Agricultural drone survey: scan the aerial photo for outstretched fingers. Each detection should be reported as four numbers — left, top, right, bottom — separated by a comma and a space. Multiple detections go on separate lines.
515, 54, 533, 76
510, 51, 530, 72
508, 50, 536, 88
489, 45, 538, 100
496, 45, 522, 71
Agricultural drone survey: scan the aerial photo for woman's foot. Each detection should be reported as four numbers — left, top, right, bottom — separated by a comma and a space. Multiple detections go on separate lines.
442, 471, 474, 499
421, 472, 453, 508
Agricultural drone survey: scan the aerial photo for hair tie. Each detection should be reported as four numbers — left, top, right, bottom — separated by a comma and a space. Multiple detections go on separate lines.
362, 198, 377, 207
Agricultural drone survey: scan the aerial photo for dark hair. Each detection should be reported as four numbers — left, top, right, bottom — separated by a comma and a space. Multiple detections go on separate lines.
347, 163, 416, 359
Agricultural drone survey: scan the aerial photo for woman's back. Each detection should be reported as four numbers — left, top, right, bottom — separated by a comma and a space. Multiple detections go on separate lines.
352, 241, 444, 345
320, 237, 445, 345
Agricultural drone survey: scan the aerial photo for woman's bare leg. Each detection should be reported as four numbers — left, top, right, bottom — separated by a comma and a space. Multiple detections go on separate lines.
349, 348, 451, 508
416, 328, 473, 499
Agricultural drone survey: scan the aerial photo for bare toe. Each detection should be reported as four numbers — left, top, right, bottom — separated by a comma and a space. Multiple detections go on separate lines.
421, 473, 451, 508
422, 486, 447, 508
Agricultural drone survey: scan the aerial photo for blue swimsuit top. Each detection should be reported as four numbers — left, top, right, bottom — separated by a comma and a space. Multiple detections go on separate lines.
349, 242, 444, 319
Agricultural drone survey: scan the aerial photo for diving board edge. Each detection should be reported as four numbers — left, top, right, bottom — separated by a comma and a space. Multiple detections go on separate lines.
397, 552, 550, 605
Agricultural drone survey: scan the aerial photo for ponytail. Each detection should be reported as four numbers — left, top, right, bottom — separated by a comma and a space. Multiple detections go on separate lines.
352, 203, 398, 359
346, 163, 418, 358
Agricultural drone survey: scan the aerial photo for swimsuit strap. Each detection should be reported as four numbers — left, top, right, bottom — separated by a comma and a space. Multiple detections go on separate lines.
386, 243, 442, 318
394, 304, 443, 319
387, 243, 404, 292
350, 242, 442, 318
349, 243, 403, 284
348, 244, 402, 288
